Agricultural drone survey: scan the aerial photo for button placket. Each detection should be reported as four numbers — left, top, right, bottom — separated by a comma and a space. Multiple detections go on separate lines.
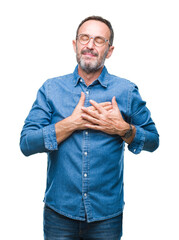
82, 88, 90, 203
82, 137, 89, 200
85, 88, 90, 105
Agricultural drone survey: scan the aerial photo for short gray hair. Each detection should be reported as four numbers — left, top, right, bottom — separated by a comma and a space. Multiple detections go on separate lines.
76, 16, 114, 46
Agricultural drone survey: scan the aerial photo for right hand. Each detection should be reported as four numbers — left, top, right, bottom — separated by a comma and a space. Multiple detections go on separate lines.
69, 92, 112, 131
55, 92, 112, 144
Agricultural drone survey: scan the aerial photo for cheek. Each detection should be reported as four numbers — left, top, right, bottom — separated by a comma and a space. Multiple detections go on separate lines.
98, 50, 107, 60
75, 43, 81, 54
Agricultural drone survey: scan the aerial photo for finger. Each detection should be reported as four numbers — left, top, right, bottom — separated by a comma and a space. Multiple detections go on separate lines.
81, 107, 101, 120
81, 113, 101, 125
87, 102, 111, 111
99, 102, 112, 107
84, 124, 104, 131
77, 92, 85, 107
89, 100, 106, 114
112, 96, 123, 118
87, 106, 96, 111
87, 103, 112, 112
103, 105, 113, 111
112, 96, 118, 109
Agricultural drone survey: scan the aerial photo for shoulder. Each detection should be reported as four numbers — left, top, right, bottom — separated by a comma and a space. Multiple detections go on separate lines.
107, 71, 138, 91
43, 73, 74, 87
37, 72, 74, 99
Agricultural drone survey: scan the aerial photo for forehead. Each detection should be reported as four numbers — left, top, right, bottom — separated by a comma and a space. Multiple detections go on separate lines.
78, 20, 110, 38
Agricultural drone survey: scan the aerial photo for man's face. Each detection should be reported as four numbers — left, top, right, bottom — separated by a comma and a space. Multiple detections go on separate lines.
73, 20, 114, 74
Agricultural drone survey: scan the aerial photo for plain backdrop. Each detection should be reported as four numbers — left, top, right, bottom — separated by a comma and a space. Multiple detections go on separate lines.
0, 0, 178, 239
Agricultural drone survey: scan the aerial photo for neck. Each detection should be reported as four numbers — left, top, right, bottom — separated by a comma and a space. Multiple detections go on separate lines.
78, 66, 103, 86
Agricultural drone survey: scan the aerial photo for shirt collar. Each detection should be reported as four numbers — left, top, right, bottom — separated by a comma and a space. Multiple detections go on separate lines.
73, 65, 109, 88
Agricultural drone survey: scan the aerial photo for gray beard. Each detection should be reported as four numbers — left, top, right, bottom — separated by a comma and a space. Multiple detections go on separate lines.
76, 47, 109, 74
78, 57, 104, 74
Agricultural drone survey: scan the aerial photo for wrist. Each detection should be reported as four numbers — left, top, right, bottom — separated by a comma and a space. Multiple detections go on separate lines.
67, 115, 82, 132
55, 117, 75, 144
64, 116, 77, 132
116, 122, 130, 137
122, 124, 136, 144
121, 124, 133, 139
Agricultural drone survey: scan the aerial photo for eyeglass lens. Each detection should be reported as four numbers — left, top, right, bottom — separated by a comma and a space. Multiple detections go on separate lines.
78, 34, 106, 47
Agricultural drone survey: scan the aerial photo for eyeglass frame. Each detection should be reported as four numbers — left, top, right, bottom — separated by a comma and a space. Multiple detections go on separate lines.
76, 34, 111, 47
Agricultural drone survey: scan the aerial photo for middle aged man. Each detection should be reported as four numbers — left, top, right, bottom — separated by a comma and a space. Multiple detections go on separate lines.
20, 16, 159, 240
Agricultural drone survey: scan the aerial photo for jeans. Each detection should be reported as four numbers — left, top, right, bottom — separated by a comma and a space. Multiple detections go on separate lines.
43, 205, 123, 240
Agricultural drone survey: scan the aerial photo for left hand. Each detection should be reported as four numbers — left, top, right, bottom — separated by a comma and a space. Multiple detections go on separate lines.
81, 96, 130, 136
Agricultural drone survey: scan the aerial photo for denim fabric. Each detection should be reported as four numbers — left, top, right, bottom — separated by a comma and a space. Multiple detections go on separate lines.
43, 204, 123, 240
20, 65, 159, 223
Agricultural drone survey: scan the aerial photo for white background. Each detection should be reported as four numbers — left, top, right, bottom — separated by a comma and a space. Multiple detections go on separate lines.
0, 0, 178, 239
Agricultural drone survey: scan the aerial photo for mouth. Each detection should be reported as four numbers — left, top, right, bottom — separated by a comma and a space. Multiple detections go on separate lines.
81, 50, 98, 58
83, 53, 96, 58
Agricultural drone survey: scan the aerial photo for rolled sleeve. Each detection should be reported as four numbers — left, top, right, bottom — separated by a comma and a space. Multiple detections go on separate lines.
43, 124, 58, 151
127, 84, 159, 154
20, 80, 58, 156
128, 125, 145, 154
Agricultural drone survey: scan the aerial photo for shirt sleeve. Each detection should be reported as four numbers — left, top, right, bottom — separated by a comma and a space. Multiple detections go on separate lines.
20, 81, 58, 156
128, 84, 159, 154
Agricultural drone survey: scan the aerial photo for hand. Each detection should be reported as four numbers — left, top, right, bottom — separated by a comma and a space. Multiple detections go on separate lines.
69, 92, 113, 131
55, 93, 113, 144
81, 96, 130, 136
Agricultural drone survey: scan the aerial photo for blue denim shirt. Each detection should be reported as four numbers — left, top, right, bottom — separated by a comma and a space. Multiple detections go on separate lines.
20, 65, 159, 223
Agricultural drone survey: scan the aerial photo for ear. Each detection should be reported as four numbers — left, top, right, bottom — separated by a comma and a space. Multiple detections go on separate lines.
106, 46, 114, 59
72, 40, 77, 53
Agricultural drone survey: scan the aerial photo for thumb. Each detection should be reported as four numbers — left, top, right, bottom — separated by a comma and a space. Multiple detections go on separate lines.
78, 92, 85, 107
112, 96, 118, 109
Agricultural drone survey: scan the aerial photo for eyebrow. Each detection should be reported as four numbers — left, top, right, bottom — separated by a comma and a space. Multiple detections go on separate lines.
79, 33, 107, 38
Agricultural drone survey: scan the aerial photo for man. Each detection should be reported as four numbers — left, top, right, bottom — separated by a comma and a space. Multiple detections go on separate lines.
20, 16, 159, 240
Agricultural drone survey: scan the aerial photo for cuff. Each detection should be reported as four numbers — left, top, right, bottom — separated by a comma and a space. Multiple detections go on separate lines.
128, 125, 145, 154
43, 124, 58, 151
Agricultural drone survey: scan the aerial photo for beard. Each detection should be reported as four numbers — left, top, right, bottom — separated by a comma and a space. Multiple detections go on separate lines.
76, 47, 109, 74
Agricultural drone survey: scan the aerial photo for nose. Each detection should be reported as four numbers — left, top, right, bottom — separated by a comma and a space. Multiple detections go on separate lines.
86, 37, 95, 49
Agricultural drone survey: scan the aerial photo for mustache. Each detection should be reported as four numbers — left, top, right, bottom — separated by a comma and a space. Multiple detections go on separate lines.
81, 49, 98, 57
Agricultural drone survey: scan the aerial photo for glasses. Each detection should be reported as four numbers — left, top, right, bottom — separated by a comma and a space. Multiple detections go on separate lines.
77, 34, 111, 47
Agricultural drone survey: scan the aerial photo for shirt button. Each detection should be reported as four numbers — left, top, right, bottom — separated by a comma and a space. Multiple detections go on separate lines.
80, 79, 83, 82
85, 131, 88, 135
134, 149, 136, 153
86, 91, 89, 95
84, 173, 87, 178
84, 193, 87, 197
84, 152, 87, 156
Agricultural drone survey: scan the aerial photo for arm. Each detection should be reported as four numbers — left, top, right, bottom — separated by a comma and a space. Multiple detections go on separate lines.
81, 85, 159, 154
55, 92, 113, 144
81, 97, 136, 144
20, 86, 112, 156
20, 82, 57, 156
54, 92, 87, 144
20, 87, 86, 156
127, 84, 159, 154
